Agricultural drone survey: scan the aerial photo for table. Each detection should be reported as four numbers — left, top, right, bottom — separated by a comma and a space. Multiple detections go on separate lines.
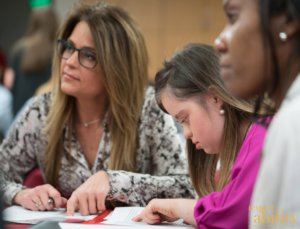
5, 223, 31, 229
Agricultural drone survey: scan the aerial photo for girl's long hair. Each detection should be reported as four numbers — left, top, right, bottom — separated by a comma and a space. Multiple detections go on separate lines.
155, 44, 254, 196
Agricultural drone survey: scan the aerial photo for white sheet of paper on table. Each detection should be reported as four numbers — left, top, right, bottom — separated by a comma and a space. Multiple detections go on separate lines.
3, 205, 194, 228
3, 205, 96, 224
101, 207, 193, 228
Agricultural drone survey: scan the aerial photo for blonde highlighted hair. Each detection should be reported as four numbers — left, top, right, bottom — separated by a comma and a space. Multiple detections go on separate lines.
45, 2, 149, 185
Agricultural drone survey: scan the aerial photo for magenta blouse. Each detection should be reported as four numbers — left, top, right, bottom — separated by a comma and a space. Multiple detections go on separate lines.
194, 122, 267, 229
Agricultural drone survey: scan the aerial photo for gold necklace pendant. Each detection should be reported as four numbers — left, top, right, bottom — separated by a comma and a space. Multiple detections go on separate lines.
81, 119, 109, 131
82, 118, 101, 128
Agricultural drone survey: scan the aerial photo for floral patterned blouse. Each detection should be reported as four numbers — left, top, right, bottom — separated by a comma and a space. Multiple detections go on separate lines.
0, 87, 195, 206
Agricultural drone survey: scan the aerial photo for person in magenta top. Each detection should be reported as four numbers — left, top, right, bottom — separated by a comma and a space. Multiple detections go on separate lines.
194, 122, 267, 228
133, 44, 271, 228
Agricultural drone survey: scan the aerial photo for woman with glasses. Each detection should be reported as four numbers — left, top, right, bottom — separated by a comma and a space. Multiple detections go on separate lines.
0, 2, 195, 215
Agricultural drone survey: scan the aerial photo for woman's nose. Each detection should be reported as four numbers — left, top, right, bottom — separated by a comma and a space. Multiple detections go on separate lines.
65, 51, 79, 67
214, 30, 227, 53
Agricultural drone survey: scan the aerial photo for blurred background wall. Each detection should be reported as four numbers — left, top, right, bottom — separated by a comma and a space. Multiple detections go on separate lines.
0, 0, 225, 80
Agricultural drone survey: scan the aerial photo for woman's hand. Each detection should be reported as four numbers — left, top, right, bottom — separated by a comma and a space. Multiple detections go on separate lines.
13, 184, 67, 211
66, 171, 110, 216
132, 198, 197, 227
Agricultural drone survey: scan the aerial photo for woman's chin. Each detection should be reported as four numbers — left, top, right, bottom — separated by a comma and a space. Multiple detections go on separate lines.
60, 86, 77, 97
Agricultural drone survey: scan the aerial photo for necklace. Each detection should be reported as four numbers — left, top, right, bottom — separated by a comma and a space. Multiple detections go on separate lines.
82, 118, 101, 128
81, 119, 109, 132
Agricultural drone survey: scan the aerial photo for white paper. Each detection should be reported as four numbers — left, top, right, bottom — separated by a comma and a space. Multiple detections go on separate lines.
103, 206, 144, 225
61, 207, 193, 228
3, 205, 96, 224
102, 207, 193, 228
59, 223, 132, 229
4, 206, 194, 228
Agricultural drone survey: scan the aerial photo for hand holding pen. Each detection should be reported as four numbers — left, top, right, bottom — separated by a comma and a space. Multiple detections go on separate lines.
13, 184, 67, 211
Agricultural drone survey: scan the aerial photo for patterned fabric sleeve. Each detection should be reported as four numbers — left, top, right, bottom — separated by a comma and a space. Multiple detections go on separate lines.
106, 87, 196, 206
0, 95, 48, 205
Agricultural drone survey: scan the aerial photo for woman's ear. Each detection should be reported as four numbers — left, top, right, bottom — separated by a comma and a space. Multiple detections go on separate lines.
285, 14, 300, 39
273, 13, 300, 41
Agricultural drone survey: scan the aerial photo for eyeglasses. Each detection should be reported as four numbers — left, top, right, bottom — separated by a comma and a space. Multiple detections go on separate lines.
57, 39, 97, 69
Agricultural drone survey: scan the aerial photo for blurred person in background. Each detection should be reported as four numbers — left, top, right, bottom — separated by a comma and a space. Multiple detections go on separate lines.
0, 48, 13, 142
9, 0, 59, 116
214, 0, 300, 228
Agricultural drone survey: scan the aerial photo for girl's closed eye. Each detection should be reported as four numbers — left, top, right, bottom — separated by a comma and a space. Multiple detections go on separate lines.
180, 117, 189, 125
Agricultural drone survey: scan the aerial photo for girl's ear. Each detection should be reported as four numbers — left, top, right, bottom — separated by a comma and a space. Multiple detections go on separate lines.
207, 85, 224, 108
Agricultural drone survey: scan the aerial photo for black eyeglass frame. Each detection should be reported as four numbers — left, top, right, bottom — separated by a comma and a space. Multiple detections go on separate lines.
56, 39, 98, 69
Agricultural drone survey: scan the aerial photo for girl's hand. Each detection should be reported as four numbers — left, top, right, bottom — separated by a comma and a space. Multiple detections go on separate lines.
132, 198, 197, 227
133, 199, 179, 224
